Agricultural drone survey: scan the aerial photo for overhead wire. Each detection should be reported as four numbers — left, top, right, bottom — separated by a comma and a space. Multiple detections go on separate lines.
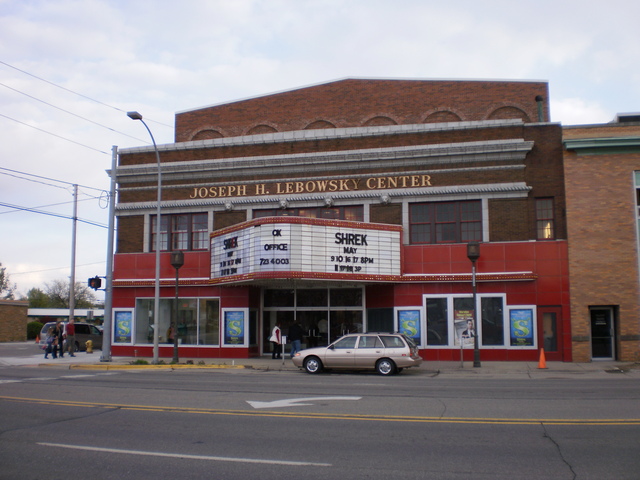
0, 166, 107, 193
0, 112, 111, 155
0, 59, 172, 128
9, 261, 106, 277
0, 201, 108, 229
0, 81, 149, 143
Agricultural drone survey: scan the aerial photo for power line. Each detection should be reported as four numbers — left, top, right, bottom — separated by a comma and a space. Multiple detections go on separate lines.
0, 81, 149, 143
9, 261, 106, 276
0, 59, 173, 129
0, 201, 108, 228
0, 112, 110, 155
0, 166, 107, 193
0, 196, 97, 216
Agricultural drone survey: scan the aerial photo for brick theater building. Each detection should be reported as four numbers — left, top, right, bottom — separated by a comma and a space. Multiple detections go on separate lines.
112, 78, 571, 361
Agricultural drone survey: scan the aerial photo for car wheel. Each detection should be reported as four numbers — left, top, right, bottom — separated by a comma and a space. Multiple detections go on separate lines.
304, 356, 323, 374
376, 358, 396, 376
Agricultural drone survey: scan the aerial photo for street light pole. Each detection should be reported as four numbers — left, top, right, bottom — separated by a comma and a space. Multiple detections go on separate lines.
100, 145, 118, 362
170, 250, 184, 363
127, 111, 162, 364
467, 241, 481, 368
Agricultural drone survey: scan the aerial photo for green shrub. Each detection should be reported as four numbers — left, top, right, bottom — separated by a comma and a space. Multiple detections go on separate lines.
130, 359, 149, 365
27, 321, 43, 340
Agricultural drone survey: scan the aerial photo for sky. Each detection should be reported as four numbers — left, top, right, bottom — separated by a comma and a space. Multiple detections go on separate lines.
1, 0, 639, 302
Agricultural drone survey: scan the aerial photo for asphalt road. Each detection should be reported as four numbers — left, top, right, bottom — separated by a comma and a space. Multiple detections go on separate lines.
1, 356, 639, 479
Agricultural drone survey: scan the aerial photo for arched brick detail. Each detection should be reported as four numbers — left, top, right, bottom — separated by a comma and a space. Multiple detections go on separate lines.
304, 120, 337, 130
362, 115, 398, 127
246, 124, 278, 135
190, 129, 224, 141
423, 110, 463, 123
487, 106, 531, 122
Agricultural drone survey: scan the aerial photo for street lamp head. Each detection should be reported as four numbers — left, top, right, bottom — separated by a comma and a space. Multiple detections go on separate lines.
127, 111, 143, 121
467, 241, 481, 262
170, 250, 185, 269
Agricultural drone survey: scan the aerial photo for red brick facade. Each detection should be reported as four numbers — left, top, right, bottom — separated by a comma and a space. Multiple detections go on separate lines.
113, 79, 570, 361
175, 78, 549, 142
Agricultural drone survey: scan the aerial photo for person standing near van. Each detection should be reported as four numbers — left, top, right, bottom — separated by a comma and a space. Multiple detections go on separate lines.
44, 326, 57, 359
66, 319, 76, 357
55, 321, 65, 358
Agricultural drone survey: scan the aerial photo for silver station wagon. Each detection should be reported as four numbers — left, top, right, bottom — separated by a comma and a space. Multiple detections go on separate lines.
292, 333, 422, 375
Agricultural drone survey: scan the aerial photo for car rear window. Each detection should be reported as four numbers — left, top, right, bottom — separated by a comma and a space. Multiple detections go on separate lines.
380, 335, 406, 348
76, 325, 89, 334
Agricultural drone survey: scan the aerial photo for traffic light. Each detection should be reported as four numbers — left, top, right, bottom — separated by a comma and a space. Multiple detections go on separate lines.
88, 276, 102, 290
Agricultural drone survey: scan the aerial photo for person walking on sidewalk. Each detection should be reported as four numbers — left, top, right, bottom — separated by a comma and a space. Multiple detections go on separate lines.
66, 318, 77, 357
288, 321, 304, 359
269, 323, 282, 359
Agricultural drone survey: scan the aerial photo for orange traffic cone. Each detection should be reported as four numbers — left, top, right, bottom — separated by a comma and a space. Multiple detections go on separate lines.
538, 348, 547, 369
35, 334, 40, 344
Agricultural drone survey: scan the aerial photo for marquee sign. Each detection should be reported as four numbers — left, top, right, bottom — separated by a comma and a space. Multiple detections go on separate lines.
210, 217, 402, 284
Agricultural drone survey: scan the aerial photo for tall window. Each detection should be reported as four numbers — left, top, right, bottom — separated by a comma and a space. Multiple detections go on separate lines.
425, 294, 509, 347
253, 205, 363, 221
151, 213, 208, 251
410, 200, 481, 244
535, 198, 554, 240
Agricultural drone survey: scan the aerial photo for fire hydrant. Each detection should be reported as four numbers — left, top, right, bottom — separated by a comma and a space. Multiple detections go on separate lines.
85, 340, 93, 354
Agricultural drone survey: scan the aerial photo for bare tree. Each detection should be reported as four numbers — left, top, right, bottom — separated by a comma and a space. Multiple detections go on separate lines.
44, 279, 98, 309
0, 262, 17, 300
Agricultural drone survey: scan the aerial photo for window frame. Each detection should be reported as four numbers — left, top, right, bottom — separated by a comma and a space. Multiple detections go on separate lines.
150, 213, 209, 252
535, 198, 555, 240
410, 200, 482, 244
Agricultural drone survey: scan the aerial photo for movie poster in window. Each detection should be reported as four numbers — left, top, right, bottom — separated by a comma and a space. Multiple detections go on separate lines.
223, 310, 245, 346
454, 309, 475, 346
113, 309, 133, 344
510, 309, 534, 346
397, 309, 421, 345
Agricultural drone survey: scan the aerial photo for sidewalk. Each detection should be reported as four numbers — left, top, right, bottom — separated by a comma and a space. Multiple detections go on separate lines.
3, 344, 638, 378
11, 351, 640, 378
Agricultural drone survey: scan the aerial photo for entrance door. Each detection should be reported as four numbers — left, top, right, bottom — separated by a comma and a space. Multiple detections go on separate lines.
590, 307, 615, 360
537, 306, 563, 361
261, 287, 364, 355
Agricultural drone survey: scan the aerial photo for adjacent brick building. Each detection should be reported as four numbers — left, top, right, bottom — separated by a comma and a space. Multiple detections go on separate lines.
0, 300, 28, 342
112, 78, 571, 361
563, 114, 640, 362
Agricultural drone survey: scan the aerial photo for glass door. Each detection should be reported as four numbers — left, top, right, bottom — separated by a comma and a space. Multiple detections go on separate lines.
590, 307, 615, 359
261, 287, 364, 354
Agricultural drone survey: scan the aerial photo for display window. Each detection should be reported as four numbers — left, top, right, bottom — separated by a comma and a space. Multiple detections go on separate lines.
132, 298, 220, 345
424, 294, 535, 348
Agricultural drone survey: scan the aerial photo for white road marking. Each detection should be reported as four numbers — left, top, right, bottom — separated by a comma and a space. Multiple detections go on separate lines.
38, 442, 331, 467
0, 372, 118, 385
247, 396, 362, 409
